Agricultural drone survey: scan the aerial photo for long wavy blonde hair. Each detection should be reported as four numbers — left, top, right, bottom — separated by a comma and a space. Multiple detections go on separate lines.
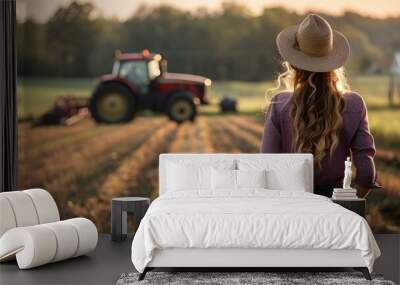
269, 61, 350, 166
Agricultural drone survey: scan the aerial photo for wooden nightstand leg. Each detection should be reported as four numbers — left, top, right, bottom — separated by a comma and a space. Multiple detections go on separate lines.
133, 202, 149, 234
354, 267, 372, 280
121, 210, 128, 241
111, 202, 123, 242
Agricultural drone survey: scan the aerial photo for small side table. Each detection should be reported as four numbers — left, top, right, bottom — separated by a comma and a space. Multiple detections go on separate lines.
111, 197, 150, 242
331, 198, 366, 218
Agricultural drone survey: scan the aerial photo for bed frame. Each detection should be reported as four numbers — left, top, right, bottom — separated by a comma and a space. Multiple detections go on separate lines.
138, 154, 372, 281
140, 248, 370, 280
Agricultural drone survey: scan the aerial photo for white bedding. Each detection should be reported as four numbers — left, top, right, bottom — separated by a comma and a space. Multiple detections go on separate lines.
131, 190, 380, 273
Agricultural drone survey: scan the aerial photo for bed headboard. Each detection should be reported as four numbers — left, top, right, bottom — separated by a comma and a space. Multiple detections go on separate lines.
159, 153, 314, 195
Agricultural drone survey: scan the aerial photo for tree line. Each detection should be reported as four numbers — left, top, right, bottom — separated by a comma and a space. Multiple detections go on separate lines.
17, 1, 400, 81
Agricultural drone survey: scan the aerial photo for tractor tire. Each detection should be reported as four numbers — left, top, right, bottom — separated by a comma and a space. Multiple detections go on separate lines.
90, 83, 135, 124
166, 93, 197, 123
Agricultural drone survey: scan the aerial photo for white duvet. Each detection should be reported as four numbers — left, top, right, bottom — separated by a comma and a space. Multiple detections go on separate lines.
131, 190, 380, 273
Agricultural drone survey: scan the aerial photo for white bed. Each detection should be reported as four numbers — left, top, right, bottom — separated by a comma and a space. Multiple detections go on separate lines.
131, 154, 380, 280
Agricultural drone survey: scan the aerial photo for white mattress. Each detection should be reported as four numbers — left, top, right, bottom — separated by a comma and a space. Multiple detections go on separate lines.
131, 190, 380, 273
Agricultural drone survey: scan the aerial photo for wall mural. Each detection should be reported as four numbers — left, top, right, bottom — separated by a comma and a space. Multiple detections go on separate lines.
17, 1, 400, 233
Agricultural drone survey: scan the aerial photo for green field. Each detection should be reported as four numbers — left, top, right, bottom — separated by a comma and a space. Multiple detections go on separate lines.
18, 75, 400, 150
17, 78, 94, 119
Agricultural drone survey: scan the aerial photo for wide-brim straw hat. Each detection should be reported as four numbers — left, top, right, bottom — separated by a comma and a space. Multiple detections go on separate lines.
276, 14, 350, 72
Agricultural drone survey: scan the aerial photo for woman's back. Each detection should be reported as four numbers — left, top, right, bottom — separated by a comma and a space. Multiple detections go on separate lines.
262, 13, 378, 197
261, 91, 377, 193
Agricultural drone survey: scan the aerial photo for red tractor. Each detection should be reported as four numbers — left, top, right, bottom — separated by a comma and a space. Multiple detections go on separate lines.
89, 50, 211, 123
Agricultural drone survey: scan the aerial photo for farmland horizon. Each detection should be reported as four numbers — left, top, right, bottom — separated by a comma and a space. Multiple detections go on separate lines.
17, 75, 398, 117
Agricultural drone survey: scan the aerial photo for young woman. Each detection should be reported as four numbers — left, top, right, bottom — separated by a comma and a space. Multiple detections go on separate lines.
261, 14, 378, 198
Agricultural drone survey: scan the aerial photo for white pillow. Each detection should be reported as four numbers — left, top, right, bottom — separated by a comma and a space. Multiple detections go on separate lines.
266, 166, 307, 191
211, 168, 236, 190
166, 159, 236, 192
236, 169, 267, 189
238, 159, 308, 191
211, 169, 268, 191
167, 162, 210, 191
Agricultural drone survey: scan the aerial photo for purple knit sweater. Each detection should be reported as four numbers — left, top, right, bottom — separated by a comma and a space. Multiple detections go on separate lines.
260, 91, 377, 188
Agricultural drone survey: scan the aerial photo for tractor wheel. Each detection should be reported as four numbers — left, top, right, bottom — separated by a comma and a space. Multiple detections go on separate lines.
166, 93, 197, 123
90, 83, 135, 124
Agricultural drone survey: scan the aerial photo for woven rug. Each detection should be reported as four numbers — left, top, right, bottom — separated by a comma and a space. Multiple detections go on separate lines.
116, 271, 395, 285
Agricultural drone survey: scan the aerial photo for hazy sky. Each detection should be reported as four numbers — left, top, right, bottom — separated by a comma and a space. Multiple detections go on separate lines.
17, 0, 400, 22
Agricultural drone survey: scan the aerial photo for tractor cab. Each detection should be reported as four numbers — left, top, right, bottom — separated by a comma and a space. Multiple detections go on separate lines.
112, 50, 164, 95
90, 49, 211, 124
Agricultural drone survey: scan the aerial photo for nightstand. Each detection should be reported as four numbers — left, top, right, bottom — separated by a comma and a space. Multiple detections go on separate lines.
331, 198, 366, 218
111, 197, 150, 242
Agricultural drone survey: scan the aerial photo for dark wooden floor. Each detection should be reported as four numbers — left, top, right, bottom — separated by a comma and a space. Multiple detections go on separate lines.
1, 234, 398, 285
0, 234, 133, 285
